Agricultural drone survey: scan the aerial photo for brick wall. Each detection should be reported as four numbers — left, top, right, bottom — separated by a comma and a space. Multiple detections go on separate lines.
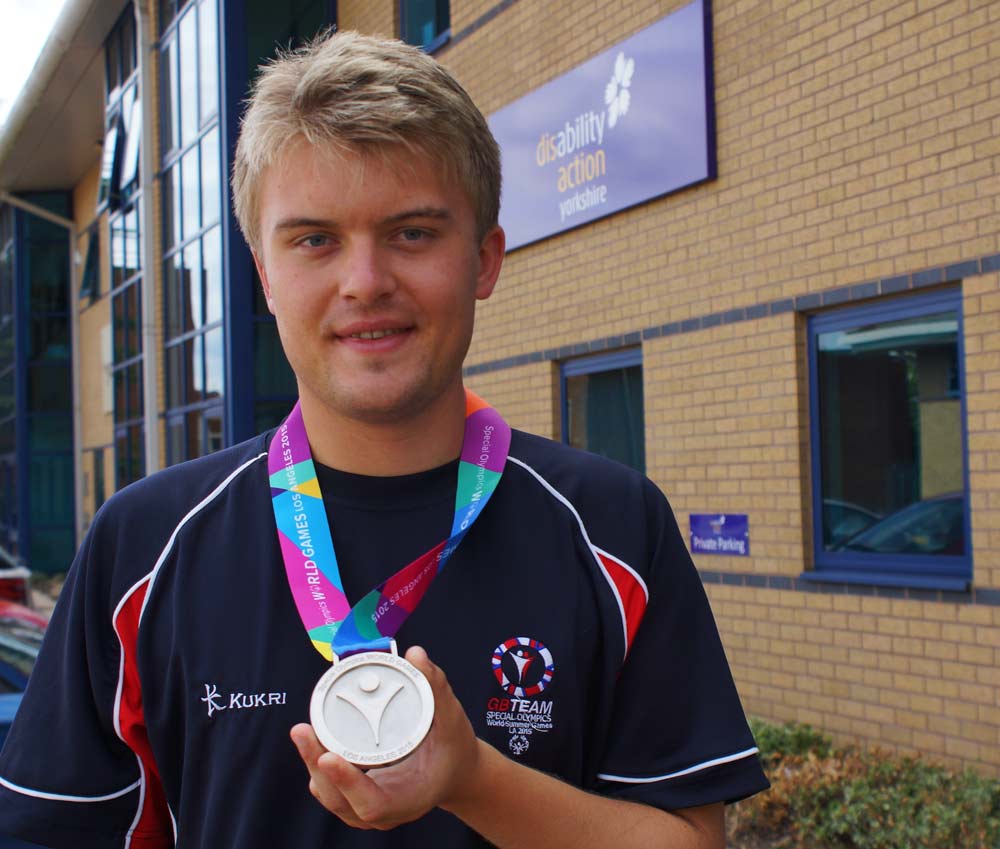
430, 0, 1000, 774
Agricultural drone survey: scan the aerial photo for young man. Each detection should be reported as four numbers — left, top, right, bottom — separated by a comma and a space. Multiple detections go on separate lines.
0, 32, 767, 849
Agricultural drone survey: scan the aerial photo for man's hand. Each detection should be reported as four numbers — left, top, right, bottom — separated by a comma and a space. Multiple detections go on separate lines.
290, 645, 480, 830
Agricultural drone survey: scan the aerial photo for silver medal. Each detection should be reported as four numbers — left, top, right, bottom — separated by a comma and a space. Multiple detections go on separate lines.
310, 644, 434, 768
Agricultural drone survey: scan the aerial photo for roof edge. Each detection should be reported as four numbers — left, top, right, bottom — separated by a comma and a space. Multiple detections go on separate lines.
0, 0, 101, 180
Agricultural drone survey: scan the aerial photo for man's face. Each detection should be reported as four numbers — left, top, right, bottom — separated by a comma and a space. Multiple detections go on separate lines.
254, 141, 504, 426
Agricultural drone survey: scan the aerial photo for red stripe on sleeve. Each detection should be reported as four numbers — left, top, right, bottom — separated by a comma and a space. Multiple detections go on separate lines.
596, 551, 648, 654
113, 580, 173, 848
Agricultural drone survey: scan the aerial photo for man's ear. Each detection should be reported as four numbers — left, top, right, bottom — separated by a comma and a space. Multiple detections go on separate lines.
252, 250, 276, 315
475, 225, 505, 301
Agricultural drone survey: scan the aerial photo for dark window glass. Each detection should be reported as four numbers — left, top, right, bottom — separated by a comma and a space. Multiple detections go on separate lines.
165, 252, 185, 338
28, 316, 69, 361
29, 525, 74, 574
245, 0, 328, 80
0, 370, 14, 421
205, 407, 223, 454
28, 415, 71, 452
204, 327, 223, 398
565, 362, 645, 473
28, 363, 71, 412
254, 322, 296, 397
255, 401, 295, 434
25, 243, 68, 314
167, 416, 186, 465
167, 338, 195, 407
400, 0, 450, 49
93, 448, 106, 511
28, 452, 73, 525
80, 230, 101, 302
184, 241, 203, 330
816, 309, 965, 557
115, 425, 145, 488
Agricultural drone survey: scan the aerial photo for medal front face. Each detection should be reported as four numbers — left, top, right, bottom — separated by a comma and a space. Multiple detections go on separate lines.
310, 652, 435, 768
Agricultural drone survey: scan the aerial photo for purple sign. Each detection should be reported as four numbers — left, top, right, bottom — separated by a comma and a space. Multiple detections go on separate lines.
489, 0, 714, 251
690, 514, 749, 557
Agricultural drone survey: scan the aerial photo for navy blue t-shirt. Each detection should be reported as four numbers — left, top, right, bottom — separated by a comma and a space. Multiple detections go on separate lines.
0, 429, 767, 848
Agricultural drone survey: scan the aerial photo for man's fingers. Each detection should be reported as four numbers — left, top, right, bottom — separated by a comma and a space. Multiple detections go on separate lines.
290, 723, 327, 768
319, 753, 393, 826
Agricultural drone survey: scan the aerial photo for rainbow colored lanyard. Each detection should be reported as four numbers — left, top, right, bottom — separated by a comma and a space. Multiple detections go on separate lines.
268, 390, 510, 661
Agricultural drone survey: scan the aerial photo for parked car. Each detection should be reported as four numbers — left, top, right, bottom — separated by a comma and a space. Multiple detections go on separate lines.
835, 493, 965, 556
0, 602, 47, 849
0, 566, 30, 607
822, 498, 882, 548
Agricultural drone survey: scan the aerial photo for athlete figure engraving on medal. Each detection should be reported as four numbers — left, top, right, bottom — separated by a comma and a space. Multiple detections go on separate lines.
336, 672, 404, 747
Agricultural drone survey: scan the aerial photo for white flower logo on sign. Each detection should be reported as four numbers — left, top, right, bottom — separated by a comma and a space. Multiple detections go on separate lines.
604, 52, 635, 128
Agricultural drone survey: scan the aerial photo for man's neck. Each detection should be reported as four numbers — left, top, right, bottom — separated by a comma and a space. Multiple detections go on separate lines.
297, 388, 468, 477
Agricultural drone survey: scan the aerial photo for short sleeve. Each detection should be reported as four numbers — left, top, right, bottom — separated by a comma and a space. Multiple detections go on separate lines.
0, 510, 170, 849
593, 487, 769, 810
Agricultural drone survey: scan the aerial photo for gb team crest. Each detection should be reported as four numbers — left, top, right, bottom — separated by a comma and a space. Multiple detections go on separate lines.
486, 636, 556, 757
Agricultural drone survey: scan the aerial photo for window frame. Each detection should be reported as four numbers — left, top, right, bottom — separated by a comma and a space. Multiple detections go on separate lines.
560, 347, 645, 473
805, 288, 972, 591
398, 0, 451, 52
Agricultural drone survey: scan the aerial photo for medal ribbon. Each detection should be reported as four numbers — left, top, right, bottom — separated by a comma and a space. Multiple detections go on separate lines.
268, 390, 510, 661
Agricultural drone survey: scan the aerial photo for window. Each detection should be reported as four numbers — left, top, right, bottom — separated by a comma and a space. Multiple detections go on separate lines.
807, 290, 970, 590
79, 230, 100, 303
400, 0, 450, 51
97, 119, 123, 210
561, 349, 645, 473
161, 0, 225, 464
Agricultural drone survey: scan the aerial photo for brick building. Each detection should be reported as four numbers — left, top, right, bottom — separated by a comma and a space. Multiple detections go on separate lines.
0, 0, 997, 775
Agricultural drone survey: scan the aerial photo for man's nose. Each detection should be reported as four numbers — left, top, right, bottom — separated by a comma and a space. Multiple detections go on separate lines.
339, 239, 397, 303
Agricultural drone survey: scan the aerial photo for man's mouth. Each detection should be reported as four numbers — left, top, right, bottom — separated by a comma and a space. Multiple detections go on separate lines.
347, 328, 407, 340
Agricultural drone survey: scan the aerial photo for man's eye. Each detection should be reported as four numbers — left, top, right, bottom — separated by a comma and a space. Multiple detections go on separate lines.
300, 234, 330, 248
399, 228, 427, 242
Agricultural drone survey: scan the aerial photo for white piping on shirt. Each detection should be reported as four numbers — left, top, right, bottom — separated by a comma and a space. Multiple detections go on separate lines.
598, 746, 760, 784
507, 455, 632, 661
0, 774, 141, 802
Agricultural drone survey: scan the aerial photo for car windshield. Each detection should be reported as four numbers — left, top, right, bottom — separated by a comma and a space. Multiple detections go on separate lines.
840, 496, 964, 555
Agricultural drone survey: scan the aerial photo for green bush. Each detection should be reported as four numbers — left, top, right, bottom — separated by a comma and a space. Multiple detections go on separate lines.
728, 718, 1000, 849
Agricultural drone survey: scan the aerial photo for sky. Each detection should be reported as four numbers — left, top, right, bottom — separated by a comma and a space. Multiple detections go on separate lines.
0, 0, 70, 128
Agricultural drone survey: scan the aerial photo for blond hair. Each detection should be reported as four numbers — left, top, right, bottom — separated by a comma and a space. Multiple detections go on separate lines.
232, 30, 501, 252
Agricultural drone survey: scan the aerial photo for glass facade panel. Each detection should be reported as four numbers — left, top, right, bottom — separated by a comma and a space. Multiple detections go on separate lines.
179, 10, 199, 146
204, 327, 223, 398
198, 0, 219, 123
203, 226, 222, 325
565, 363, 645, 473
181, 145, 201, 241
115, 425, 145, 488
165, 252, 184, 338
167, 339, 194, 408
29, 416, 72, 452
816, 310, 965, 556
162, 35, 180, 155
184, 241, 203, 330
163, 163, 181, 251
200, 128, 220, 229
28, 452, 73, 524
